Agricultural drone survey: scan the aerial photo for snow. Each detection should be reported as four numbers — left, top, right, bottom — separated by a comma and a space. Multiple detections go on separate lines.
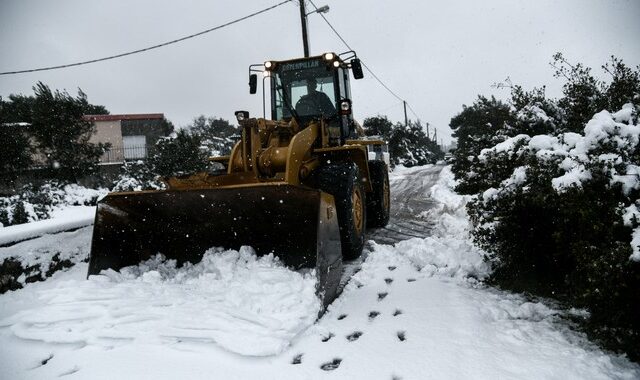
0, 165, 639, 379
479, 134, 530, 160
551, 164, 592, 191
0, 206, 95, 246
0, 225, 91, 272
1, 246, 320, 357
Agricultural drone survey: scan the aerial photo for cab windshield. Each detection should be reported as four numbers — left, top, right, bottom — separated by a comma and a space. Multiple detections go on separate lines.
271, 59, 337, 120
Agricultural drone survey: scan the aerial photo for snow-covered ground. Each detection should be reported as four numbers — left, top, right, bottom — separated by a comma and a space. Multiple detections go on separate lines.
0, 206, 95, 246
1, 165, 639, 379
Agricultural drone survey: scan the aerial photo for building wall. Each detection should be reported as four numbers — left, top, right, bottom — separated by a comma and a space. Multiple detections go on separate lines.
89, 120, 124, 162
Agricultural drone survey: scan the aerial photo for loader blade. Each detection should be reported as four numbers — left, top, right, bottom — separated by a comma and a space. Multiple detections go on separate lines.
88, 185, 343, 306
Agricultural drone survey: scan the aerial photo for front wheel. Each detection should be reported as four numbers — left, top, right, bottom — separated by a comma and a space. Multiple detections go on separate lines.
366, 160, 390, 228
314, 162, 366, 260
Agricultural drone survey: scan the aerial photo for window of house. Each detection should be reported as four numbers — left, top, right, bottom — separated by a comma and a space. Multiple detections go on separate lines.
123, 135, 147, 159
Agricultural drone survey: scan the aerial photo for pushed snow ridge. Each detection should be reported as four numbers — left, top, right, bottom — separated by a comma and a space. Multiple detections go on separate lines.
1, 246, 321, 357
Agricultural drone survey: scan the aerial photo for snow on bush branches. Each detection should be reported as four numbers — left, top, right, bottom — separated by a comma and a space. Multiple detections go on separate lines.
478, 104, 640, 261
450, 54, 640, 361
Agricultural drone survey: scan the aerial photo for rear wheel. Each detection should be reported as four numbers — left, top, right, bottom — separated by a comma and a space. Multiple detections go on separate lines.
366, 160, 390, 228
314, 162, 366, 260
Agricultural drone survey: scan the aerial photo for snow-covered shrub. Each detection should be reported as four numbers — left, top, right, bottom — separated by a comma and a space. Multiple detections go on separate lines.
0, 181, 107, 226
469, 105, 640, 360
449, 96, 517, 194
112, 160, 164, 192
454, 55, 640, 360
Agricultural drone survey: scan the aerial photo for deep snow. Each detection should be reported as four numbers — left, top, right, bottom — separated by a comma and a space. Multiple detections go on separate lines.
0, 165, 639, 379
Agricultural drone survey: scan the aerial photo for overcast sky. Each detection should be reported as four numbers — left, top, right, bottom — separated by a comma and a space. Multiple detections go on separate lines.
1, 0, 639, 144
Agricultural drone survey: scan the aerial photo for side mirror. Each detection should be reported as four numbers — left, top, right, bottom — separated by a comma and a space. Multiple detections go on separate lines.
249, 74, 258, 94
235, 110, 250, 122
351, 58, 364, 80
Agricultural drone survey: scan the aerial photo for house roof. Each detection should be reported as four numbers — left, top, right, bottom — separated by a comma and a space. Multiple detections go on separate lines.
83, 113, 164, 122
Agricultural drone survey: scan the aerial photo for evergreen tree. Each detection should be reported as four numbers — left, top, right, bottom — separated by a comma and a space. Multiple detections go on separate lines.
389, 120, 442, 166
0, 97, 33, 183
188, 115, 240, 156
449, 96, 516, 194
364, 115, 443, 167
148, 130, 208, 178
363, 115, 394, 139
551, 53, 605, 133
3, 82, 110, 181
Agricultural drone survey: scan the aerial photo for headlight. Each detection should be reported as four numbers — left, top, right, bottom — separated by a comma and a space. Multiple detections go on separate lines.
323, 52, 334, 61
333, 61, 340, 68
264, 61, 274, 70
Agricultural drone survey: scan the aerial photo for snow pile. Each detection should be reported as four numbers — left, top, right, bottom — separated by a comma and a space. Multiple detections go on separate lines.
0, 226, 91, 284
394, 166, 490, 280
0, 246, 320, 356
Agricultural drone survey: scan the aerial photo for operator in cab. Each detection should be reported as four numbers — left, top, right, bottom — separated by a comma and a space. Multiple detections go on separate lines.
295, 78, 337, 119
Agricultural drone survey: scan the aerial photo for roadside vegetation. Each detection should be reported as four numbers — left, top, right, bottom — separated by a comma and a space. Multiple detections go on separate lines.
449, 53, 640, 361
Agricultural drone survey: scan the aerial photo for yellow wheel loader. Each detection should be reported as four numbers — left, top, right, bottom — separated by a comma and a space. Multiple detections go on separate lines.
88, 51, 390, 307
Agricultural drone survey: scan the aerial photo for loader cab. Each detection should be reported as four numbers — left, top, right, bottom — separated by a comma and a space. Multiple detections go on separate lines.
250, 52, 364, 143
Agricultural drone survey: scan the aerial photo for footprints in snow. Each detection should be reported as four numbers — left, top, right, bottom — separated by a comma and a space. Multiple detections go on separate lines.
346, 331, 363, 341
291, 353, 303, 364
40, 354, 53, 367
300, 267, 410, 372
320, 358, 342, 371
321, 333, 334, 342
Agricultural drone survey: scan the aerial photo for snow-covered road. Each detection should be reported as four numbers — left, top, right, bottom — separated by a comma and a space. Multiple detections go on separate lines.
1, 165, 639, 379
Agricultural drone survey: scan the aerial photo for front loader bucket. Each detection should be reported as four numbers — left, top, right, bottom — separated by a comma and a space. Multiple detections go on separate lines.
88, 185, 343, 306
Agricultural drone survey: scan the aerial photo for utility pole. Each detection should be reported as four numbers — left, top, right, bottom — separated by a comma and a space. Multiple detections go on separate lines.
403, 100, 408, 128
299, 0, 310, 57
426, 122, 430, 140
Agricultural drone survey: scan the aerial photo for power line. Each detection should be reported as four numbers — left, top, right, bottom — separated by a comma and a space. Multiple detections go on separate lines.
0, 0, 292, 76
307, 0, 441, 140
370, 101, 404, 116
307, 0, 405, 103
406, 103, 421, 121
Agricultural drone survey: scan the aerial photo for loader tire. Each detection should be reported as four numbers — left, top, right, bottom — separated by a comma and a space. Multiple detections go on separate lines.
314, 162, 366, 260
366, 160, 390, 228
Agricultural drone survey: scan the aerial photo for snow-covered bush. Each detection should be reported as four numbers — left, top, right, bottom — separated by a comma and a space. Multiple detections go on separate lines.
112, 160, 164, 192
452, 55, 640, 361
363, 116, 443, 167
469, 105, 640, 360
0, 182, 107, 226
148, 130, 209, 178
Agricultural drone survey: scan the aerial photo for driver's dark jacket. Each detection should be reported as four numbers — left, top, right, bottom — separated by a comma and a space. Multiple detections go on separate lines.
296, 90, 337, 117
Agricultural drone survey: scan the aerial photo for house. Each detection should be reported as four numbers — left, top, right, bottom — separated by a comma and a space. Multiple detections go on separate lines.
83, 113, 169, 164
